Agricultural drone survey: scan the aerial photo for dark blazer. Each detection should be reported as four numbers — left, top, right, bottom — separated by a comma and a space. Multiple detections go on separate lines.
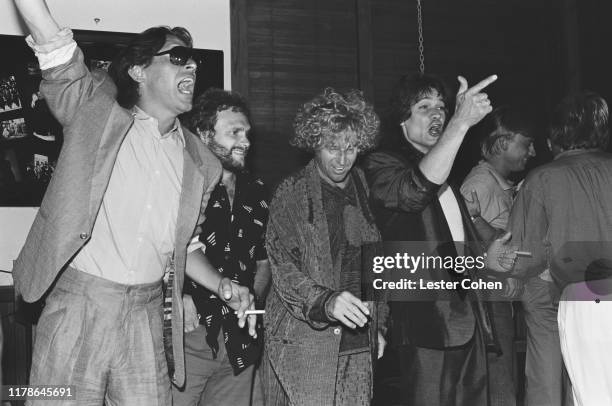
363, 142, 492, 349
13, 47, 221, 387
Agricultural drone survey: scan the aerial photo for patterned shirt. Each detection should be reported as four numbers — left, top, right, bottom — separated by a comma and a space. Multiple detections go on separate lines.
185, 172, 268, 374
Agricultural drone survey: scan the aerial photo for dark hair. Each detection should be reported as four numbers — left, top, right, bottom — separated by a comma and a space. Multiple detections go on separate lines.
183, 88, 250, 136
291, 87, 380, 152
388, 73, 450, 125
381, 73, 449, 148
108, 26, 193, 109
549, 91, 610, 151
480, 106, 534, 158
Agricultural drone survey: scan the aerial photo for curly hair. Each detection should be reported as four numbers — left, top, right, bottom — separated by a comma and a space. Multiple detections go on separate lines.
291, 88, 380, 152
549, 91, 609, 151
109, 26, 193, 109
183, 88, 250, 136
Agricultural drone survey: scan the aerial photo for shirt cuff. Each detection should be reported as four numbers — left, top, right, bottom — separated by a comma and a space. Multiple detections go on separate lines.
308, 290, 338, 323
26, 27, 77, 70
187, 236, 205, 254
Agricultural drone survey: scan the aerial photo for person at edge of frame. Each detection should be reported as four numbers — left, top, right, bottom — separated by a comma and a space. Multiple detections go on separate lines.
11, 1, 256, 404
501, 91, 612, 406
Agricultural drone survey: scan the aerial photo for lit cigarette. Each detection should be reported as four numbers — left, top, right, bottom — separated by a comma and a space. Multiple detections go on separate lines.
515, 251, 532, 257
235, 309, 265, 315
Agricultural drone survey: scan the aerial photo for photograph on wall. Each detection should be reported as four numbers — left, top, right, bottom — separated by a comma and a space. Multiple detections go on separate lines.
0, 31, 223, 207
0, 117, 27, 141
26, 62, 62, 143
0, 75, 22, 113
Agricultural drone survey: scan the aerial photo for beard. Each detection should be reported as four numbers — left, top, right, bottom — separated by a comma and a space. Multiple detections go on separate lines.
207, 137, 248, 172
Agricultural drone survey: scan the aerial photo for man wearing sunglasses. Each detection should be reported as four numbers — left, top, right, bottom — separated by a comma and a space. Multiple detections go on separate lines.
12, 1, 256, 405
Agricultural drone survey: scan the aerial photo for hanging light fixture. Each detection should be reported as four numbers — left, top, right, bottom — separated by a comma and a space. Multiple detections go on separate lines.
416, 0, 425, 74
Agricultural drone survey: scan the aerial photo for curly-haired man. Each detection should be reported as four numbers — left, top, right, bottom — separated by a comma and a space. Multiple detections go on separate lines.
263, 88, 388, 405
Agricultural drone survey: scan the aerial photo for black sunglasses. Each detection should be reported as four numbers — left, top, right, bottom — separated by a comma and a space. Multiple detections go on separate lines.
154, 46, 199, 66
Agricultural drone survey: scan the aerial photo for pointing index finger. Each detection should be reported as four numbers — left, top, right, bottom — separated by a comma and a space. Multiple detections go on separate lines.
467, 74, 498, 95
457, 76, 468, 94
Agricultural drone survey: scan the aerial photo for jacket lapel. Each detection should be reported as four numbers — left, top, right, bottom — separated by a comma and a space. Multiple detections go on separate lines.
174, 129, 215, 279
305, 160, 338, 288
89, 105, 133, 220
170, 127, 221, 386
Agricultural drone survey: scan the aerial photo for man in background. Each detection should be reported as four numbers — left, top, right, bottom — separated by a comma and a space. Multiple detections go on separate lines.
461, 106, 535, 406
505, 91, 612, 405
173, 88, 270, 406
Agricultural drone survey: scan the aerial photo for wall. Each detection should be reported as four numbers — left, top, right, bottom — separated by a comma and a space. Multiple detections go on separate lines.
369, 0, 561, 181
0, 208, 37, 283
1, 0, 231, 88
0, 0, 231, 280
239, 0, 363, 185
233, 0, 561, 188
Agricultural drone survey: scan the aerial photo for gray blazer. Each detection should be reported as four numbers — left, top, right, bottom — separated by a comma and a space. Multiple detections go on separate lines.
13, 47, 221, 387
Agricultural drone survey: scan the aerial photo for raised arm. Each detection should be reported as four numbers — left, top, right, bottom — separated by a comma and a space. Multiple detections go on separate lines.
364, 150, 441, 213
419, 75, 498, 184
14, 0, 111, 128
13, 0, 61, 43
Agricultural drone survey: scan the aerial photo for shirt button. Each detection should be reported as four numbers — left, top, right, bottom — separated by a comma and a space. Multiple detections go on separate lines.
79, 232, 89, 240
333, 327, 341, 335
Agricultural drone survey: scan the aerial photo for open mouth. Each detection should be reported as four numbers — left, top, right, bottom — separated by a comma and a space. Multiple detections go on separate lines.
428, 121, 443, 137
177, 77, 195, 95
232, 147, 248, 157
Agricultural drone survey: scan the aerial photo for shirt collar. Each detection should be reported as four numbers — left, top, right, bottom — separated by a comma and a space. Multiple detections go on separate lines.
131, 106, 185, 145
479, 160, 515, 191
554, 148, 600, 160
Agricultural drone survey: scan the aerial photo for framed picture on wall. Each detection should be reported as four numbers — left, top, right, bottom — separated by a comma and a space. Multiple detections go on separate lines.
0, 30, 223, 207
0, 117, 27, 140
0, 75, 22, 113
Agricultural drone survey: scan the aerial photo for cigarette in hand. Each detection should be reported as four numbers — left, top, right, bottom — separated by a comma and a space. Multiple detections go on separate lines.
234, 309, 265, 315
514, 251, 532, 257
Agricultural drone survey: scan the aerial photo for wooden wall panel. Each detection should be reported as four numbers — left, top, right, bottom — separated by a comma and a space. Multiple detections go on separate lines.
370, 0, 559, 113
233, 0, 561, 186
242, 0, 361, 187
369, 0, 559, 180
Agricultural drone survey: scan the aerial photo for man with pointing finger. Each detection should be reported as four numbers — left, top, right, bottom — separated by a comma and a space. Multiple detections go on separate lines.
364, 73, 513, 406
